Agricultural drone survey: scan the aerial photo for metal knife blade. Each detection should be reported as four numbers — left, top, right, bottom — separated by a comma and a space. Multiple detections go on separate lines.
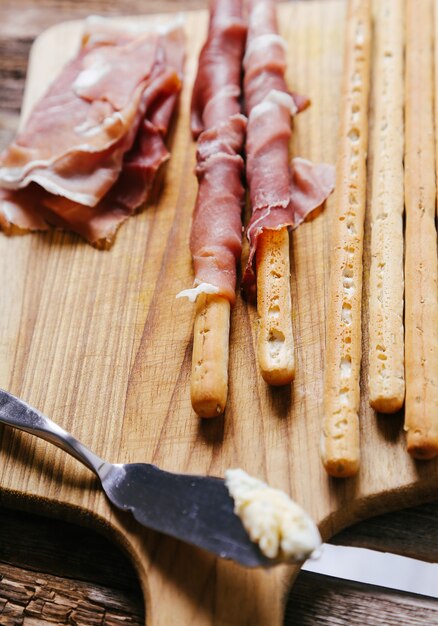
303, 544, 438, 598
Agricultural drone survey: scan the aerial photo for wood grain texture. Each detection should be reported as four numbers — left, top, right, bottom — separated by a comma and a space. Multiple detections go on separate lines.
285, 572, 438, 625
1, 503, 438, 625
0, 562, 143, 626
0, 3, 437, 626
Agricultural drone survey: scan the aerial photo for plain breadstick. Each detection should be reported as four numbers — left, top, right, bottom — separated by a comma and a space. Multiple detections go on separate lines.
404, 0, 438, 459
191, 294, 230, 418
368, 0, 405, 413
321, 0, 371, 477
256, 227, 295, 385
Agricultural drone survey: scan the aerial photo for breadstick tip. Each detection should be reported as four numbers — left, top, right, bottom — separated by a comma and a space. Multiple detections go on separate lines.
406, 431, 438, 460
190, 294, 230, 418
322, 457, 360, 478
369, 385, 405, 414
256, 228, 295, 386
191, 388, 227, 419
320, 409, 360, 477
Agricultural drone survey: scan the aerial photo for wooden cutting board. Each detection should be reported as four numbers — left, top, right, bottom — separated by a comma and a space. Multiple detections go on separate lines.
0, 2, 437, 624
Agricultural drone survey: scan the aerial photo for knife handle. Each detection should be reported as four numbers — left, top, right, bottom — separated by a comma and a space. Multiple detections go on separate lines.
0, 388, 106, 476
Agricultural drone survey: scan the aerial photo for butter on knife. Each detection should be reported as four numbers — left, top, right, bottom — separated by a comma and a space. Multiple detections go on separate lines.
225, 468, 322, 562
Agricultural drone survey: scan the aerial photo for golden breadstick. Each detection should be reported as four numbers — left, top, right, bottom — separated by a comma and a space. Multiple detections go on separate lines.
321, 0, 371, 477
368, 0, 405, 413
256, 227, 295, 385
404, 0, 438, 460
191, 294, 230, 418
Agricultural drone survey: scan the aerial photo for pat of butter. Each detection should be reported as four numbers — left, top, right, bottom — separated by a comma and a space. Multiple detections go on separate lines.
225, 468, 321, 561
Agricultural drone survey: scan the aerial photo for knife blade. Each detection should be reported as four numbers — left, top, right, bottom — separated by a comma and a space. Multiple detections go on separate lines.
303, 543, 438, 598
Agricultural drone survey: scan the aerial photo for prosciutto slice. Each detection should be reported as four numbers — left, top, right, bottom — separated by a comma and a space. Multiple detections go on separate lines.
0, 186, 47, 233
242, 0, 335, 296
41, 64, 181, 245
0, 18, 185, 245
0, 41, 158, 204
39, 118, 170, 246
182, 0, 247, 304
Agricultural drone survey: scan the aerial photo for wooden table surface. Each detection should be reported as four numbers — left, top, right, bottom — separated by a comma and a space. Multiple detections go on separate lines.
0, 1, 437, 624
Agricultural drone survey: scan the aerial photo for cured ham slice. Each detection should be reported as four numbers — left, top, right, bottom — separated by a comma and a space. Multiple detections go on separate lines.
182, 0, 247, 304
189, 115, 246, 302
244, 156, 335, 294
0, 42, 157, 204
39, 118, 170, 246
41, 65, 181, 245
242, 0, 335, 296
190, 0, 246, 138
0, 18, 185, 245
0, 186, 48, 234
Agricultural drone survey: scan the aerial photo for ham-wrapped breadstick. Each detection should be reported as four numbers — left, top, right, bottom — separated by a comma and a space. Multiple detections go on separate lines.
404, 0, 438, 459
243, 0, 334, 385
178, 0, 247, 417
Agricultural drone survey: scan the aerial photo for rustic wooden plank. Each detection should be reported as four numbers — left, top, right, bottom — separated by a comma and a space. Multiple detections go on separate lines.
0, 507, 140, 591
0, 0, 207, 39
0, 561, 143, 626
332, 501, 438, 563
286, 572, 438, 625
1, 504, 438, 626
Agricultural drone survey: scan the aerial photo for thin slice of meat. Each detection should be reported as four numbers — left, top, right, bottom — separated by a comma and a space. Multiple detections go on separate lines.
40, 64, 181, 245
42, 118, 171, 246
244, 157, 336, 292
190, 0, 247, 138
0, 19, 185, 244
0, 186, 48, 233
73, 34, 160, 110
245, 91, 293, 217
189, 114, 246, 302
242, 0, 334, 298
0, 39, 159, 205
184, 0, 247, 304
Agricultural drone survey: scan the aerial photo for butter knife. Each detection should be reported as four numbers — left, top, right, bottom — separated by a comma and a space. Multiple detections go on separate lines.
0, 388, 270, 568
